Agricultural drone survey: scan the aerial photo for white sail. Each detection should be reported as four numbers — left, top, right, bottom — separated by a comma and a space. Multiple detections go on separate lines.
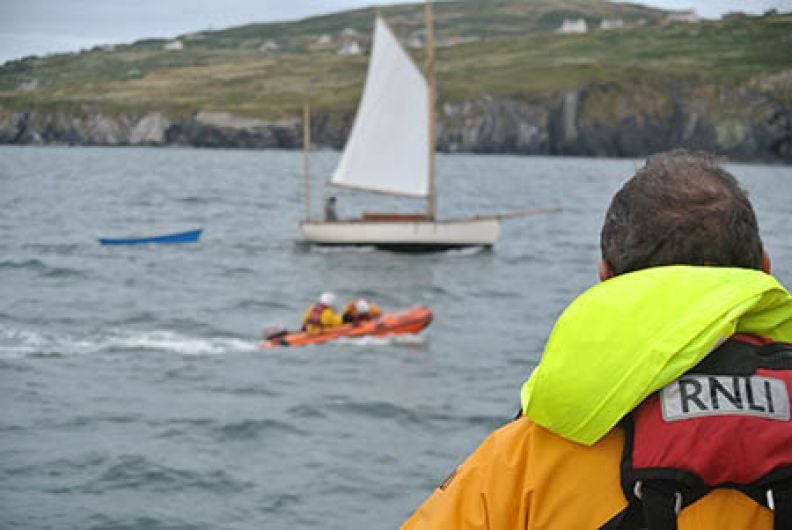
330, 17, 430, 198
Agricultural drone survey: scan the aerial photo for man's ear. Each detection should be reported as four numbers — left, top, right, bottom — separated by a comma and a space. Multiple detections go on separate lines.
762, 250, 771, 274
599, 259, 614, 282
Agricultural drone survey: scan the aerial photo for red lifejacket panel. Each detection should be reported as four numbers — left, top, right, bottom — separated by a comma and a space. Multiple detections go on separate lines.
308, 303, 328, 326
602, 335, 792, 530
351, 312, 372, 326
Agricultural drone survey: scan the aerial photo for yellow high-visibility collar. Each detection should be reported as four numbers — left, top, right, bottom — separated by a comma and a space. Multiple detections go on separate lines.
521, 266, 792, 446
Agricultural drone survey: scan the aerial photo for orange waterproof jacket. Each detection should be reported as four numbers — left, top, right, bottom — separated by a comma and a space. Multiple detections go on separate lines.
401, 417, 771, 530
342, 300, 382, 323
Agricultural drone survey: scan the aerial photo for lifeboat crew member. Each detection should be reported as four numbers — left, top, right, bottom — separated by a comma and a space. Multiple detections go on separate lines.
301, 292, 342, 335
401, 149, 792, 530
342, 298, 382, 325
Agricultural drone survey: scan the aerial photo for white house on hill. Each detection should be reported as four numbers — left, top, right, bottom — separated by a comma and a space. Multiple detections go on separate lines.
667, 9, 700, 23
600, 18, 625, 30
338, 41, 362, 55
259, 40, 280, 53
163, 40, 183, 51
557, 18, 588, 34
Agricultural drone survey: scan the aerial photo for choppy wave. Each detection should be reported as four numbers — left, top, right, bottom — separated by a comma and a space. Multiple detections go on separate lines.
85, 514, 212, 530
0, 325, 258, 358
286, 403, 326, 420
334, 334, 428, 347
151, 416, 305, 442
328, 399, 423, 425
108, 331, 257, 355
260, 493, 302, 514
202, 384, 279, 397
0, 327, 57, 357
56, 414, 144, 429
0, 258, 47, 270
216, 265, 257, 276
5, 453, 107, 479
75, 455, 252, 494
214, 419, 306, 441
469, 288, 522, 299
176, 196, 212, 205
234, 298, 294, 311
106, 311, 159, 326
21, 243, 82, 254
0, 258, 87, 278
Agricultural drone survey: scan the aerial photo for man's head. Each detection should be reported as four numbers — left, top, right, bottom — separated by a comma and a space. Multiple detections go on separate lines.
600, 149, 766, 279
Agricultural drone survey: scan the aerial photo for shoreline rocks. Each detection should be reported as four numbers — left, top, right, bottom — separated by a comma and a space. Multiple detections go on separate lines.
1, 82, 789, 163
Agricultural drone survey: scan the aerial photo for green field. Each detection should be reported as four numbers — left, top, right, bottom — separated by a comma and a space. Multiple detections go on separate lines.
1, 0, 789, 120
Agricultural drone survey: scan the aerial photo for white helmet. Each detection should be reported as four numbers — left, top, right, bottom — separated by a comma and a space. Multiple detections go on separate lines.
355, 299, 370, 314
319, 292, 336, 306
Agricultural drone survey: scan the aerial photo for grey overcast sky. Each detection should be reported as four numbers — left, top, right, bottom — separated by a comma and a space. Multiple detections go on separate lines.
0, 0, 789, 64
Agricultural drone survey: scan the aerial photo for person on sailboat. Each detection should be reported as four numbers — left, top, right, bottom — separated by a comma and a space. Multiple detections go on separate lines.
324, 196, 338, 221
400, 149, 791, 530
301, 292, 343, 335
342, 298, 382, 325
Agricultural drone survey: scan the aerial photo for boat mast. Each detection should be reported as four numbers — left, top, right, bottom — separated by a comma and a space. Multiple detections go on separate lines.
424, 0, 437, 220
303, 103, 311, 221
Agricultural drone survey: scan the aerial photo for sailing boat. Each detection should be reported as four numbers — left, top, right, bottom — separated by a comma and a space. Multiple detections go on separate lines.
299, 1, 557, 251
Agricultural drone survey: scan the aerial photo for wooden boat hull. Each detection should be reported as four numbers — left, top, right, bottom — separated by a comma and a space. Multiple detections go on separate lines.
99, 229, 203, 246
298, 217, 499, 251
259, 306, 433, 349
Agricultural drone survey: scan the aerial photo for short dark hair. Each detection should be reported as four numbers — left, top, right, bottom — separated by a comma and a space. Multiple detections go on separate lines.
600, 149, 764, 275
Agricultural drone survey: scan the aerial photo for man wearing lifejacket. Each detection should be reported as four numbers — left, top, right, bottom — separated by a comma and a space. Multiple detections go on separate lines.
301, 292, 343, 335
342, 298, 382, 325
401, 149, 792, 530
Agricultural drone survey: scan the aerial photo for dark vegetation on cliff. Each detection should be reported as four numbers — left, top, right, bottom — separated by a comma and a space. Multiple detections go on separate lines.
1, 0, 790, 161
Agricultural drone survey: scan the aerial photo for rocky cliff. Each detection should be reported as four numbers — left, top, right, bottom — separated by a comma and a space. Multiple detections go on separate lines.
438, 82, 791, 162
1, 81, 790, 162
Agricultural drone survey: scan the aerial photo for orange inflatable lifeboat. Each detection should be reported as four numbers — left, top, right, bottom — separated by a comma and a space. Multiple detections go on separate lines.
259, 306, 432, 349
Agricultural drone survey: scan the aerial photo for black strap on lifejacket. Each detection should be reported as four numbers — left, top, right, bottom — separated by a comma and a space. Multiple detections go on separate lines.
773, 477, 792, 530
602, 336, 792, 530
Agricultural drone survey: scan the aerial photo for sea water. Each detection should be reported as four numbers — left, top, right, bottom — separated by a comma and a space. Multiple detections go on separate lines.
1, 146, 790, 529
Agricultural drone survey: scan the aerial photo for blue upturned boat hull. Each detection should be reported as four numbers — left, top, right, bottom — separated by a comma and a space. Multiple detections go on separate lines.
99, 229, 203, 246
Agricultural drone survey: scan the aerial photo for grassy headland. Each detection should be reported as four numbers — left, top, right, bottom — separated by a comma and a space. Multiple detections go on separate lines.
0, 1, 789, 122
